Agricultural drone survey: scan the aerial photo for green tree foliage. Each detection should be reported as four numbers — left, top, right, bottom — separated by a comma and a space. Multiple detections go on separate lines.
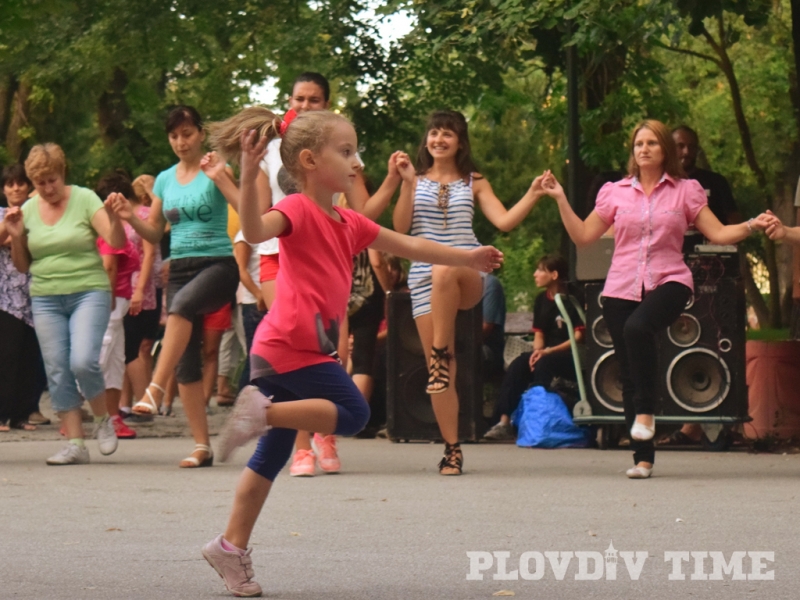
0, 0, 387, 183
384, 0, 799, 320
3, 0, 799, 319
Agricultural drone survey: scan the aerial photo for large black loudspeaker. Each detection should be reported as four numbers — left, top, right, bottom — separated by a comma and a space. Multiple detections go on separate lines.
583, 265, 747, 419
657, 258, 747, 419
584, 283, 624, 415
386, 291, 486, 442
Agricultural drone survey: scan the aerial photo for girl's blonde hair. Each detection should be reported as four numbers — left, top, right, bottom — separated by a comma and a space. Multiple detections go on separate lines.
25, 143, 67, 182
132, 174, 154, 204
208, 106, 282, 165
280, 111, 352, 182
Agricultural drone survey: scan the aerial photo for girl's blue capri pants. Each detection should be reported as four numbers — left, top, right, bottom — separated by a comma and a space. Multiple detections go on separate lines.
247, 362, 370, 481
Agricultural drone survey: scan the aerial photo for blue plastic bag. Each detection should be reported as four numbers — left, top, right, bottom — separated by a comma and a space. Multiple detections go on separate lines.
511, 386, 591, 448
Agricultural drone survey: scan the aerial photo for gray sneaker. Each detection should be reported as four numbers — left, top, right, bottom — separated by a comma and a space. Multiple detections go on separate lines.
46, 443, 90, 465
483, 422, 516, 441
94, 416, 119, 456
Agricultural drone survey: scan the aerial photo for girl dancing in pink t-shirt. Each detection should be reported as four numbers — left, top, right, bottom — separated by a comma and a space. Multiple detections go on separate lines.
200, 110, 502, 597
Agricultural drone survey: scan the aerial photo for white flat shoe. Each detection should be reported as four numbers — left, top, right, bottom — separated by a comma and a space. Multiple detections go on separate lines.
626, 465, 653, 479
630, 420, 656, 441
179, 443, 214, 468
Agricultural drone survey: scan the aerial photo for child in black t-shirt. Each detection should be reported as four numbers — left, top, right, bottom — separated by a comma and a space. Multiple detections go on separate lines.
483, 254, 584, 441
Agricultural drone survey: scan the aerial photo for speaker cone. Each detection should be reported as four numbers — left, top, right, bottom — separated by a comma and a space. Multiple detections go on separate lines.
592, 316, 613, 348
668, 314, 701, 348
395, 306, 425, 356
399, 364, 438, 423
667, 348, 730, 412
591, 350, 625, 413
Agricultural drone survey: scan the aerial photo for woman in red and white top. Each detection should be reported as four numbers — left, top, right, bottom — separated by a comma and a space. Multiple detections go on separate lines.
542, 119, 771, 479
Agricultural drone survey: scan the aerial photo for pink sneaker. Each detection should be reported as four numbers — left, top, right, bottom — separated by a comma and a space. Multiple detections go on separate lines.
314, 433, 341, 474
289, 448, 316, 477
202, 534, 262, 597
218, 386, 272, 462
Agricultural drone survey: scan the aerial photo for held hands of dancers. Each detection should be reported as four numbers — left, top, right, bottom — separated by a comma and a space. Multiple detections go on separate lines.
748, 212, 777, 235
395, 152, 415, 183
540, 170, 565, 201
386, 151, 410, 184
107, 192, 134, 221
763, 210, 789, 240
2, 206, 24, 238
199, 151, 228, 182
528, 171, 551, 199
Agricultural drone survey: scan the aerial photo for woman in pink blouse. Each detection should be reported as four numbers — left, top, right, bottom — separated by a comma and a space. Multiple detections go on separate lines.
543, 119, 770, 479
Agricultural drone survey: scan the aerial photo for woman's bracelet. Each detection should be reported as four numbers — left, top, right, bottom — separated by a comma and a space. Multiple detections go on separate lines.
746, 218, 755, 233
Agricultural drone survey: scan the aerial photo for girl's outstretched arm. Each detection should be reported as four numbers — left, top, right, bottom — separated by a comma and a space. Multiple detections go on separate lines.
370, 227, 503, 273
474, 172, 547, 232
239, 131, 288, 243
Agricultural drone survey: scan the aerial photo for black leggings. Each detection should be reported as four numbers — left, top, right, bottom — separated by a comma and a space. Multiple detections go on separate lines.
602, 282, 692, 465
493, 350, 576, 423
348, 294, 384, 377
0, 311, 47, 425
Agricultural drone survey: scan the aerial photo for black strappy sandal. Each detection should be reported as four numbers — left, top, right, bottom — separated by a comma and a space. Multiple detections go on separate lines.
426, 346, 452, 395
438, 442, 463, 476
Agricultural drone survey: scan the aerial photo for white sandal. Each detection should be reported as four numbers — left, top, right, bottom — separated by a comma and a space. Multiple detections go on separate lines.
132, 382, 166, 416
630, 418, 656, 441
179, 443, 214, 468
626, 465, 653, 479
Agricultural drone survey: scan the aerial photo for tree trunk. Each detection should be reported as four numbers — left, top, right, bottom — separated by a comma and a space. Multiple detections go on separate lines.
0, 74, 15, 145
98, 68, 130, 146
702, 19, 782, 326
5, 80, 31, 161
791, 0, 800, 143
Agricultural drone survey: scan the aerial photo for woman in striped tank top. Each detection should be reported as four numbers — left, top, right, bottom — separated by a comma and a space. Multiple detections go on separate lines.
393, 110, 548, 475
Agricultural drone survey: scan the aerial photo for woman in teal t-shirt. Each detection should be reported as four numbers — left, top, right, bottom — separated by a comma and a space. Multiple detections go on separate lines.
1, 143, 126, 465
113, 106, 240, 468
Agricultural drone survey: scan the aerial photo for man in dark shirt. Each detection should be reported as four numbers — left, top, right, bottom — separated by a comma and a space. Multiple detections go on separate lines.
673, 126, 742, 225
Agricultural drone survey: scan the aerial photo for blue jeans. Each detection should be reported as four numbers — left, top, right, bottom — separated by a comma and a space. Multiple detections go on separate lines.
31, 290, 111, 413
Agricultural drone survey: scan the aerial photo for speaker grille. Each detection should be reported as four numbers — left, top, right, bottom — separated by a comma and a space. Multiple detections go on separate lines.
666, 348, 731, 412
397, 364, 437, 424
590, 350, 625, 413
591, 316, 613, 348
668, 314, 701, 347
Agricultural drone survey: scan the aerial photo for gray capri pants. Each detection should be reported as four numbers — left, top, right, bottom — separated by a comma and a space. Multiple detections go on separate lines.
166, 256, 239, 384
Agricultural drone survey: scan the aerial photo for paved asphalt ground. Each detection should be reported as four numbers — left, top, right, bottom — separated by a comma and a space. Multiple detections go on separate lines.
1, 423, 798, 600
